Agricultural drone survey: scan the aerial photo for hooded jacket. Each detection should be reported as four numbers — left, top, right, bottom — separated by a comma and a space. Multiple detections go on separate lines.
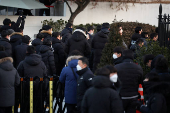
0, 37, 12, 56
31, 38, 43, 54
40, 30, 52, 39
59, 55, 82, 104
61, 28, 72, 43
64, 29, 91, 57
81, 76, 124, 113
39, 45, 56, 76
0, 57, 20, 107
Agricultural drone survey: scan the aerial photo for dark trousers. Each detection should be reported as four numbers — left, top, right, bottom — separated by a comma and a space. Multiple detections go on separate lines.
66, 103, 76, 113
0, 106, 12, 113
39, 8, 50, 16
122, 98, 138, 113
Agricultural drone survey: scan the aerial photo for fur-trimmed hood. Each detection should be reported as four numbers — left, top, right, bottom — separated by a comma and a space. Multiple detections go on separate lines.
0, 57, 14, 71
40, 30, 52, 36
0, 57, 13, 64
66, 55, 82, 66
10, 32, 23, 37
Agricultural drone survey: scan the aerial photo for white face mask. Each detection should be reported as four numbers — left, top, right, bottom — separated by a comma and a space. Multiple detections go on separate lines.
113, 54, 118, 59
90, 32, 93, 35
76, 65, 82, 71
110, 74, 118, 83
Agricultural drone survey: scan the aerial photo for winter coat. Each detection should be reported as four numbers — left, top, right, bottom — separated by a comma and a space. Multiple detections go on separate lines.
17, 54, 47, 78
52, 37, 67, 75
0, 25, 11, 32
76, 67, 94, 110
14, 43, 28, 68
59, 55, 82, 104
0, 37, 12, 56
40, 30, 52, 39
65, 29, 91, 57
31, 38, 43, 54
61, 28, 72, 43
140, 82, 170, 113
91, 28, 109, 71
114, 59, 143, 97
39, 45, 56, 76
113, 57, 123, 65
131, 33, 141, 41
81, 76, 124, 113
0, 57, 20, 107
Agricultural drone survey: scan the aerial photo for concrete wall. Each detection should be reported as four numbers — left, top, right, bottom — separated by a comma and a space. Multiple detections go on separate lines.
0, 2, 170, 39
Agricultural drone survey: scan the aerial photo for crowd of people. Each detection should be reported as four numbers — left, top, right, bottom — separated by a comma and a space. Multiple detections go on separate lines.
0, 15, 170, 113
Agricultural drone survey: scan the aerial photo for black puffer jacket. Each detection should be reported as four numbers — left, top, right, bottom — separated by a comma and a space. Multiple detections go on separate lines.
52, 37, 66, 75
131, 33, 141, 41
39, 45, 56, 76
65, 29, 91, 57
61, 28, 72, 43
40, 30, 52, 39
81, 76, 124, 113
91, 29, 109, 71
31, 38, 43, 54
76, 67, 94, 110
14, 43, 28, 68
0, 37, 12, 56
17, 54, 47, 77
114, 59, 143, 97
0, 57, 20, 107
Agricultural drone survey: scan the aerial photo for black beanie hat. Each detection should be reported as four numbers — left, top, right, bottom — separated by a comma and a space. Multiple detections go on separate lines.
42, 25, 52, 30
0, 51, 8, 59
102, 23, 110, 29
66, 23, 73, 28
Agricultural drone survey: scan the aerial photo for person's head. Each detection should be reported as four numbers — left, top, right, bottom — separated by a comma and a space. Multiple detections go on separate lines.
155, 57, 168, 72
144, 54, 155, 67
77, 57, 89, 71
150, 33, 158, 41
42, 25, 52, 32
7, 29, 15, 36
104, 65, 118, 83
66, 23, 73, 28
1, 30, 10, 40
52, 32, 62, 40
141, 32, 148, 39
88, 26, 94, 35
22, 35, 31, 45
0, 51, 8, 59
26, 46, 36, 55
0, 45, 5, 51
135, 27, 142, 34
119, 26, 123, 36
113, 46, 124, 59
136, 38, 144, 47
102, 22, 110, 30
3, 18, 11, 26
15, 28, 23, 34
122, 49, 134, 60
95, 67, 110, 78
97, 25, 102, 32
75, 27, 87, 36
43, 38, 52, 47
36, 33, 44, 41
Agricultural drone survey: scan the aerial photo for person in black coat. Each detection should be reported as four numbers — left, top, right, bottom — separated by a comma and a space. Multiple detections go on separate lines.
112, 46, 124, 65
39, 38, 56, 76
65, 27, 91, 57
40, 25, 52, 39
91, 23, 110, 72
13, 35, 31, 68
0, 30, 12, 56
52, 32, 67, 75
81, 67, 124, 113
32, 33, 44, 54
0, 51, 20, 113
61, 23, 72, 43
76, 57, 94, 113
114, 49, 143, 113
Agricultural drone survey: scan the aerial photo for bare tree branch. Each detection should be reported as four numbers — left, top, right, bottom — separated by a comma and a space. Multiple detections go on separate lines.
64, 0, 73, 14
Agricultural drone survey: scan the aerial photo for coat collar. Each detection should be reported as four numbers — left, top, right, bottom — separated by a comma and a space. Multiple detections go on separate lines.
10, 32, 23, 37
0, 57, 13, 64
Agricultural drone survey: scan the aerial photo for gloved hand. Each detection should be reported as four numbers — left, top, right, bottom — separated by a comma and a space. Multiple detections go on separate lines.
136, 100, 143, 110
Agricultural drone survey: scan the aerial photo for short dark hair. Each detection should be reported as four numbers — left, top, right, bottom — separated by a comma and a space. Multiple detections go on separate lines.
36, 33, 44, 39
136, 38, 144, 45
104, 65, 117, 73
87, 26, 94, 32
144, 54, 155, 65
22, 35, 31, 44
42, 25, 52, 31
66, 23, 73, 28
52, 32, 61, 38
95, 67, 110, 78
113, 46, 124, 54
135, 27, 142, 33
27, 46, 35, 54
43, 38, 52, 46
122, 49, 134, 60
155, 57, 168, 71
3, 18, 11, 25
150, 33, 158, 39
1, 30, 10, 38
78, 57, 89, 66
141, 32, 148, 38
76, 27, 86, 32
0, 45, 5, 51
97, 25, 102, 32
15, 28, 23, 32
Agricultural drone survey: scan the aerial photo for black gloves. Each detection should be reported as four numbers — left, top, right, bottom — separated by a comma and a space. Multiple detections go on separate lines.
136, 100, 143, 111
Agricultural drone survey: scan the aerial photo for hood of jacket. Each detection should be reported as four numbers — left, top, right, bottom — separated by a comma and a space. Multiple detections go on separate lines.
61, 28, 71, 36
92, 76, 112, 88
25, 54, 42, 66
40, 30, 52, 38
97, 29, 109, 38
32, 38, 42, 46
0, 57, 13, 71
0, 25, 11, 31
0, 37, 10, 42
10, 32, 23, 42
66, 55, 82, 66
72, 29, 87, 42
39, 45, 52, 53
52, 37, 61, 44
